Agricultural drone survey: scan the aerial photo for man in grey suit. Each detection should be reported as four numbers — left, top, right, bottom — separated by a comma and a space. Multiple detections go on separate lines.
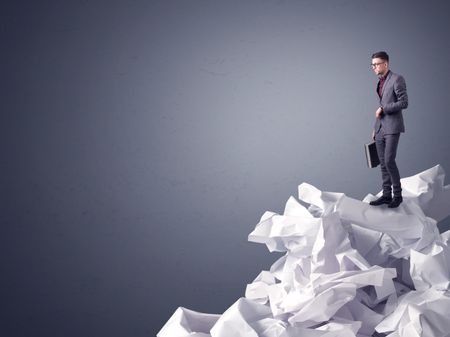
369, 51, 408, 208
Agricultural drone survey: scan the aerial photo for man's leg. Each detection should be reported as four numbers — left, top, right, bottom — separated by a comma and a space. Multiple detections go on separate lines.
375, 129, 392, 197
384, 133, 401, 198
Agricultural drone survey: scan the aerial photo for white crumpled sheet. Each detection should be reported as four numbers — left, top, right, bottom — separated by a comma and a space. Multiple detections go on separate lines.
158, 165, 450, 337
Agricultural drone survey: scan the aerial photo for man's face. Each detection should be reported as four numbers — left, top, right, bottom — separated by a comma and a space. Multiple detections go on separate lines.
371, 58, 388, 76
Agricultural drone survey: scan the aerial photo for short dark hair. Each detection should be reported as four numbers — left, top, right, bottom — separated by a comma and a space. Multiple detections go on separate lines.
371, 51, 389, 62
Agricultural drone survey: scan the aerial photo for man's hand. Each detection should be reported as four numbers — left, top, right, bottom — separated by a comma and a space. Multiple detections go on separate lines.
375, 107, 383, 118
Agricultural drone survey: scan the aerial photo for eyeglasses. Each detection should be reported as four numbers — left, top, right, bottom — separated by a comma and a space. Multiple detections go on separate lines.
371, 62, 385, 68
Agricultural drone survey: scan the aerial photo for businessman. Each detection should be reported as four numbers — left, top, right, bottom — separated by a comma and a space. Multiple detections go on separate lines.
369, 51, 408, 208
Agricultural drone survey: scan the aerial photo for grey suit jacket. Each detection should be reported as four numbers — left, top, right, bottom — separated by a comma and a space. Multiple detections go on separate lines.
374, 71, 408, 134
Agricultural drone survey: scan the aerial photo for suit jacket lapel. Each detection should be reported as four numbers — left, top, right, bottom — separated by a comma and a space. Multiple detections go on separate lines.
381, 71, 393, 99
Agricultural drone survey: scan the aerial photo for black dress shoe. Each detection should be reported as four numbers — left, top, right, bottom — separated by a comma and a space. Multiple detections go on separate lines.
388, 196, 403, 208
369, 195, 392, 206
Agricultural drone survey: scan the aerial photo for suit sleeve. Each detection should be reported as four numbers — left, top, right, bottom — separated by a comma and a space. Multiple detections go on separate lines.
382, 75, 408, 114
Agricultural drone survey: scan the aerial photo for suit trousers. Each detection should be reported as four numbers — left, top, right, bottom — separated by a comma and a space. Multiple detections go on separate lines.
375, 126, 402, 197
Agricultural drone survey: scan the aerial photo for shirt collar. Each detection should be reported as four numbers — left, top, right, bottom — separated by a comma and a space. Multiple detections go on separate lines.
379, 70, 390, 80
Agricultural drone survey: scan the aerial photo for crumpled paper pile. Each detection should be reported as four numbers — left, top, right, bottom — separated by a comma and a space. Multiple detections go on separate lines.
158, 165, 450, 337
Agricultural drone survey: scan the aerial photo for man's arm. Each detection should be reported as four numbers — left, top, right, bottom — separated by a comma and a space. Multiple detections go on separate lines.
381, 75, 408, 114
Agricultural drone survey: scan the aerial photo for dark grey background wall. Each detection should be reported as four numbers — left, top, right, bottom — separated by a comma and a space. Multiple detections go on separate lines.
2, 1, 450, 336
